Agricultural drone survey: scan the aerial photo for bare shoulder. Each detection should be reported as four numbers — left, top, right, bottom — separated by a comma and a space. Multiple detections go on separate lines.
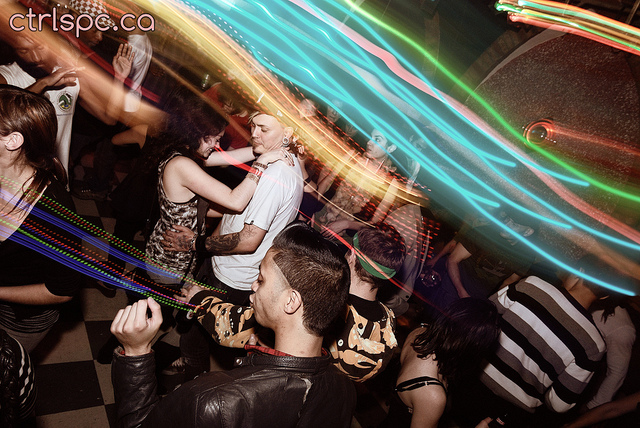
402, 327, 426, 353
164, 155, 199, 175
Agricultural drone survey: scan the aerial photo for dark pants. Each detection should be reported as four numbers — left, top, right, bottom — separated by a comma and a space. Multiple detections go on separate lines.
180, 258, 252, 378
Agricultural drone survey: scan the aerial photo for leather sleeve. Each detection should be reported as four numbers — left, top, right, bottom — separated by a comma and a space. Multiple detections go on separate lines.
111, 351, 159, 428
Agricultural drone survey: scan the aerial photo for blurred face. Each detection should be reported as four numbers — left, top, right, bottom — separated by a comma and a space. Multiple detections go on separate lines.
196, 131, 224, 159
326, 106, 341, 123
499, 213, 534, 245
221, 98, 236, 114
407, 135, 427, 175
298, 99, 317, 118
250, 113, 285, 154
250, 250, 288, 329
79, 27, 103, 48
365, 129, 390, 161
344, 123, 357, 138
12, 36, 57, 75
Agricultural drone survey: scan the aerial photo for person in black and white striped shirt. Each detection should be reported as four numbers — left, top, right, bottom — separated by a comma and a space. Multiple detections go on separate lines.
465, 254, 619, 426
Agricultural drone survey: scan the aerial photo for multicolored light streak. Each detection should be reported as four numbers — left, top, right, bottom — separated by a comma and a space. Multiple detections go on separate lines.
2, 0, 639, 295
0, 179, 225, 310
496, 0, 640, 55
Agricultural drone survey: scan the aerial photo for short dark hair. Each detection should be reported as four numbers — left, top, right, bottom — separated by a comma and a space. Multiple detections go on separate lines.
271, 222, 350, 336
412, 298, 500, 387
353, 225, 406, 289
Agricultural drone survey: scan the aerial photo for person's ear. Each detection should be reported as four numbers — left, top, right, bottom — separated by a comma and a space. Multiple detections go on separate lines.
347, 248, 356, 263
283, 127, 294, 139
4, 132, 24, 151
283, 289, 302, 315
387, 144, 397, 154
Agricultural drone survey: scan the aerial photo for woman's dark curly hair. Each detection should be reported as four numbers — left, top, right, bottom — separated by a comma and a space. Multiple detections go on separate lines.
412, 298, 500, 388
143, 87, 228, 171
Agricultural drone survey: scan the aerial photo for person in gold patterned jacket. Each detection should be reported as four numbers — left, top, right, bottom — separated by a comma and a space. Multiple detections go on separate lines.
178, 224, 406, 383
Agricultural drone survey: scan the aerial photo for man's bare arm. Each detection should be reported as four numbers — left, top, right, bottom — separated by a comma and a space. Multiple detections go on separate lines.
204, 223, 265, 255
163, 223, 266, 255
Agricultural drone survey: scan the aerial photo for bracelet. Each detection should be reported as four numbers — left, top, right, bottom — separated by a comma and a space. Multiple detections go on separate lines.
252, 161, 268, 170
248, 167, 263, 178
189, 234, 198, 251
247, 173, 260, 183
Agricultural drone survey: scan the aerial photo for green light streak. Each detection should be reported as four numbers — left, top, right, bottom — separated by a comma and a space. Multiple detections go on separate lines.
344, 0, 640, 203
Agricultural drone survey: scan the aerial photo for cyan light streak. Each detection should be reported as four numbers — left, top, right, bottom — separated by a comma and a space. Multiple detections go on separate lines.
216, 1, 600, 233
4, 0, 638, 295
205, 0, 531, 212
345, 0, 640, 206
176, 0, 638, 293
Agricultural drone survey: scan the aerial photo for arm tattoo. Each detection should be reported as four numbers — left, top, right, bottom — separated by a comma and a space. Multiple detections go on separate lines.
205, 232, 241, 255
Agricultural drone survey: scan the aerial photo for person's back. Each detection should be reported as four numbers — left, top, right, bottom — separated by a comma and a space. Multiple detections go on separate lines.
116, 349, 354, 428
481, 275, 606, 414
111, 222, 355, 428
329, 226, 406, 382
213, 155, 303, 291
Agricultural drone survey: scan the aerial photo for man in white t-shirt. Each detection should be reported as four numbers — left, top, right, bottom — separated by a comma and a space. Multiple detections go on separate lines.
162, 111, 303, 378
165, 111, 304, 303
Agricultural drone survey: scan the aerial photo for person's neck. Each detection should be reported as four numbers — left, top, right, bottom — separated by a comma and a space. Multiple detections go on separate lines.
350, 276, 378, 301
565, 282, 598, 310
0, 158, 34, 189
274, 326, 323, 358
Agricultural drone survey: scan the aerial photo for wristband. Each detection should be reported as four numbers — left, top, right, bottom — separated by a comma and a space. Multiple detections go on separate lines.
252, 161, 268, 170
189, 234, 198, 251
247, 173, 260, 183
248, 167, 263, 178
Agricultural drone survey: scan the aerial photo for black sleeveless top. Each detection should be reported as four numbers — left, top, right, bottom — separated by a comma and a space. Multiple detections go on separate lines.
395, 375, 447, 394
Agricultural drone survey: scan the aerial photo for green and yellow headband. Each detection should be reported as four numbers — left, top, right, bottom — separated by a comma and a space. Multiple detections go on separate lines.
353, 232, 397, 280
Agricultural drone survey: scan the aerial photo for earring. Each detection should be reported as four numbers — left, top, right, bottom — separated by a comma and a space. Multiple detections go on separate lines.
282, 137, 290, 146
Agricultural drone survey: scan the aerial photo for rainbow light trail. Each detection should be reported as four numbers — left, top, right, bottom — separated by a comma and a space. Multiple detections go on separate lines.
1, 0, 639, 296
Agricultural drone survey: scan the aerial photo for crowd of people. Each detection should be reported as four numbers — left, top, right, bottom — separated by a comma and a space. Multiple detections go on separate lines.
0, 0, 639, 427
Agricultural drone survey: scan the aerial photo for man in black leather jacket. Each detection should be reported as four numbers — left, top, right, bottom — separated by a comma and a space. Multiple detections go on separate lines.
110, 223, 356, 428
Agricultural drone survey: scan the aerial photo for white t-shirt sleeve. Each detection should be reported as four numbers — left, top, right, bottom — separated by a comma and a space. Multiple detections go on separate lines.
242, 164, 295, 231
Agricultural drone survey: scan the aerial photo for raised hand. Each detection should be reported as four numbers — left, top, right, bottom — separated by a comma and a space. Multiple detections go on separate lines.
175, 283, 207, 303
255, 148, 295, 167
110, 298, 163, 356
113, 43, 134, 81
40, 66, 80, 90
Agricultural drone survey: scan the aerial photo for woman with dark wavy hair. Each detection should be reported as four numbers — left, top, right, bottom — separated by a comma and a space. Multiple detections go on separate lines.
383, 298, 500, 428
144, 89, 292, 286
0, 84, 82, 352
